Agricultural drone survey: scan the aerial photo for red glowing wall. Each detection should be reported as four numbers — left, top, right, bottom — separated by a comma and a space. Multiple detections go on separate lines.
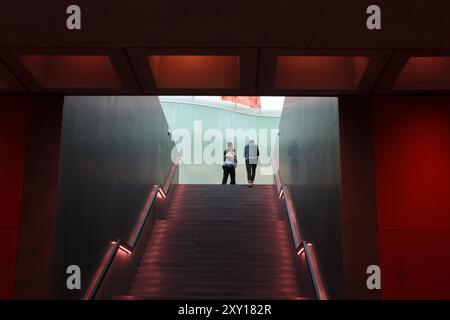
372, 96, 450, 299
0, 96, 30, 299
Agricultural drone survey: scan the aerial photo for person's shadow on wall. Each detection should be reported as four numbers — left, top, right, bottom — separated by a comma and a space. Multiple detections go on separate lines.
288, 140, 300, 183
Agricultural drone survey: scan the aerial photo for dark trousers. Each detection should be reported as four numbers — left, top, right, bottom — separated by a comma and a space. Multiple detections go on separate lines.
246, 163, 257, 182
222, 166, 236, 184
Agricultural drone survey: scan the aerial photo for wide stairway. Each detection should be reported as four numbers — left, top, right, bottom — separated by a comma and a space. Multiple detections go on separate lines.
120, 184, 302, 299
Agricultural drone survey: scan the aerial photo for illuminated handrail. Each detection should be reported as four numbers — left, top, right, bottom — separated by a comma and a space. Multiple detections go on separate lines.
162, 162, 178, 195
303, 241, 328, 300
282, 186, 302, 249
83, 240, 120, 300
83, 163, 178, 300
128, 185, 159, 248
272, 159, 328, 300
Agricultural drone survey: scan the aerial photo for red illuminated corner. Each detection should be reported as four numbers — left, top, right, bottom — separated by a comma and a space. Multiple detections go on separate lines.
158, 187, 167, 199
19, 55, 122, 89
275, 56, 369, 90
148, 55, 240, 89
392, 57, 450, 90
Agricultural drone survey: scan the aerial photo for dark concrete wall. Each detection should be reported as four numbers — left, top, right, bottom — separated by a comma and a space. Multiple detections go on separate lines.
279, 97, 344, 299
14, 95, 64, 299
339, 96, 380, 299
1, 1, 450, 49
53, 96, 175, 299
0, 96, 31, 299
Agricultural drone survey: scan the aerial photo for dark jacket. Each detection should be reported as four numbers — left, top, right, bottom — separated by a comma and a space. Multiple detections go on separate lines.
244, 144, 259, 164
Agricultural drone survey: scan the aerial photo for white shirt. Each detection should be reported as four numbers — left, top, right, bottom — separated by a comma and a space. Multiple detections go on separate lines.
224, 149, 236, 166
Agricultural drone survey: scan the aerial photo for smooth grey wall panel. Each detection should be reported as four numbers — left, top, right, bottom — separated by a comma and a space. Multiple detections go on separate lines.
53, 96, 175, 299
279, 97, 344, 298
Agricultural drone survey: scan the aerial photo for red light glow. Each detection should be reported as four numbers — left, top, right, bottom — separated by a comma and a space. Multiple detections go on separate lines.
158, 188, 166, 199
119, 245, 132, 254
275, 56, 369, 90
148, 55, 240, 89
393, 57, 450, 90
373, 97, 450, 299
222, 96, 260, 108
20, 55, 121, 89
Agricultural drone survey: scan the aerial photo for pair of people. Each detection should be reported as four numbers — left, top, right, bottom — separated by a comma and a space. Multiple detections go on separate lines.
222, 140, 259, 187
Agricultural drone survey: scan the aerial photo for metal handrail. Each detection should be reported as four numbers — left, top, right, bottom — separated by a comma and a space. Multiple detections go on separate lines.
302, 240, 328, 300
272, 160, 328, 300
163, 163, 178, 195
83, 240, 120, 300
282, 186, 302, 249
128, 185, 159, 248
83, 163, 178, 300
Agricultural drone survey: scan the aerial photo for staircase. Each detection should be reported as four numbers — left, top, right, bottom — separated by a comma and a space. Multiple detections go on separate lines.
117, 184, 303, 299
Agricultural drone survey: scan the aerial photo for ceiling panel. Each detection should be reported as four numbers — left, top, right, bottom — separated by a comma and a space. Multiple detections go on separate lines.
1, 48, 140, 94
274, 56, 369, 90
19, 55, 121, 89
393, 57, 450, 91
128, 48, 257, 95
375, 50, 450, 94
258, 49, 392, 95
148, 55, 240, 89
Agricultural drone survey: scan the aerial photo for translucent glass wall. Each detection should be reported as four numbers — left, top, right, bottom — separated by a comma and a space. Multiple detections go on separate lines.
160, 98, 281, 184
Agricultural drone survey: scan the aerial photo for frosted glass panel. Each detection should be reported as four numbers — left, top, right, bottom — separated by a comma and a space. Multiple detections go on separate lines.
160, 98, 281, 184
